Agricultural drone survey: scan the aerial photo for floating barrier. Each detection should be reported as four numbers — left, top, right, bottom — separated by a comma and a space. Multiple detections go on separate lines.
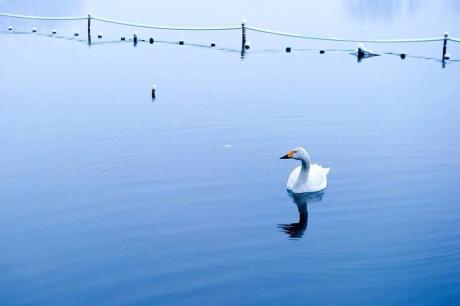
1, 11, 459, 65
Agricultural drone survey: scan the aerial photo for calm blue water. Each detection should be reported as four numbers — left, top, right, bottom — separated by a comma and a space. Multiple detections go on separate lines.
1, 1, 460, 305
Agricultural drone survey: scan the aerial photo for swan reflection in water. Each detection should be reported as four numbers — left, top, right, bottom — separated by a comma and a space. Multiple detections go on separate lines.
278, 190, 325, 240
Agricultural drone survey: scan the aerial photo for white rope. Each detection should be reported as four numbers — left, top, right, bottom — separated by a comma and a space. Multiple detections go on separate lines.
0, 11, 456, 41
92, 16, 239, 31
0, 12, 239, 30
247, 26, 443, 43
0, 12, 86, 20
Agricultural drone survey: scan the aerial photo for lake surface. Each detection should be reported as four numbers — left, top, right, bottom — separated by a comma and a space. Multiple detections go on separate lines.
1, 1, 460, 305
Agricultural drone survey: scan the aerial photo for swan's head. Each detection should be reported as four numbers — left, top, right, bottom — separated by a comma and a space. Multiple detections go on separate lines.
280, 147, 310, 161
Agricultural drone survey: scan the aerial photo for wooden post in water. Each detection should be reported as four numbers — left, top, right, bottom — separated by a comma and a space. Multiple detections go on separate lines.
87, 13, 92, 45
442, 32, 448, 64
241, 19, 247, 59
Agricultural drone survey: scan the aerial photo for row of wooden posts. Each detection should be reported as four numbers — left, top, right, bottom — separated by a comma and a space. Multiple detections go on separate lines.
85, 14, 251, 57
83, 14, 451, 63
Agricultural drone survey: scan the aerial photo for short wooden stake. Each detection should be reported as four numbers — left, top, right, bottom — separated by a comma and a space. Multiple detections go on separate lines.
357, 46, 364, 60
241, 19, 247, 58
242, 20, 247, 47
442, 32, 448, 63
133, 32, 138, 46
87, 13, 92, 45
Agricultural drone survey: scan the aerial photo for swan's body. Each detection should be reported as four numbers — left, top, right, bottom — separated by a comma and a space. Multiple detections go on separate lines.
287, 164, 329, 193
280, 147, 330, 194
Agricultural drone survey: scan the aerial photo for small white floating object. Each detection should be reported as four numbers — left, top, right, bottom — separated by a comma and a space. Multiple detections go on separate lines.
98, 32, 102, 38
52, 29, 57, 35
223, 144, 232, 149
244, 41, 251, 50
32, 27, 37, 33
280, 147, 330, 194
74, 30, 79, 36
444, 53, 451, 60
8, 25, 12, 31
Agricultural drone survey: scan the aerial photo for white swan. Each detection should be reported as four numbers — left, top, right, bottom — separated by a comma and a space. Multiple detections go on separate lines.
280, 147, 330, 193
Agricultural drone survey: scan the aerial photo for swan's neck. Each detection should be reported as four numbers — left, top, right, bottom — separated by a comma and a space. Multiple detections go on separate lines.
295, 160, 310, 188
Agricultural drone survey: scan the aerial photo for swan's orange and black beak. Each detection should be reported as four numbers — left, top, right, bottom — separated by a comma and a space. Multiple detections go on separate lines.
280, 151, 294, 159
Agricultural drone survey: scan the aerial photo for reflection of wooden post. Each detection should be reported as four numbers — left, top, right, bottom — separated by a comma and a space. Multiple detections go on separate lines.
87, 13, 91, 45
442, 32, 448, 64
241, 19, 246, 59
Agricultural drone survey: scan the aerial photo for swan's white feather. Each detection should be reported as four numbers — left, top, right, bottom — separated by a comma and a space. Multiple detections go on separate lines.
287, 163, 330, 193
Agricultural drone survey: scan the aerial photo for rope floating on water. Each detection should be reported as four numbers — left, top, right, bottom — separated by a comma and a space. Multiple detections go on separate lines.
0, 12, 86, 20
1, 29, 458, 64
246, 26, 444, 43
0, 12, 240, 31
92, 16, 240, 31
